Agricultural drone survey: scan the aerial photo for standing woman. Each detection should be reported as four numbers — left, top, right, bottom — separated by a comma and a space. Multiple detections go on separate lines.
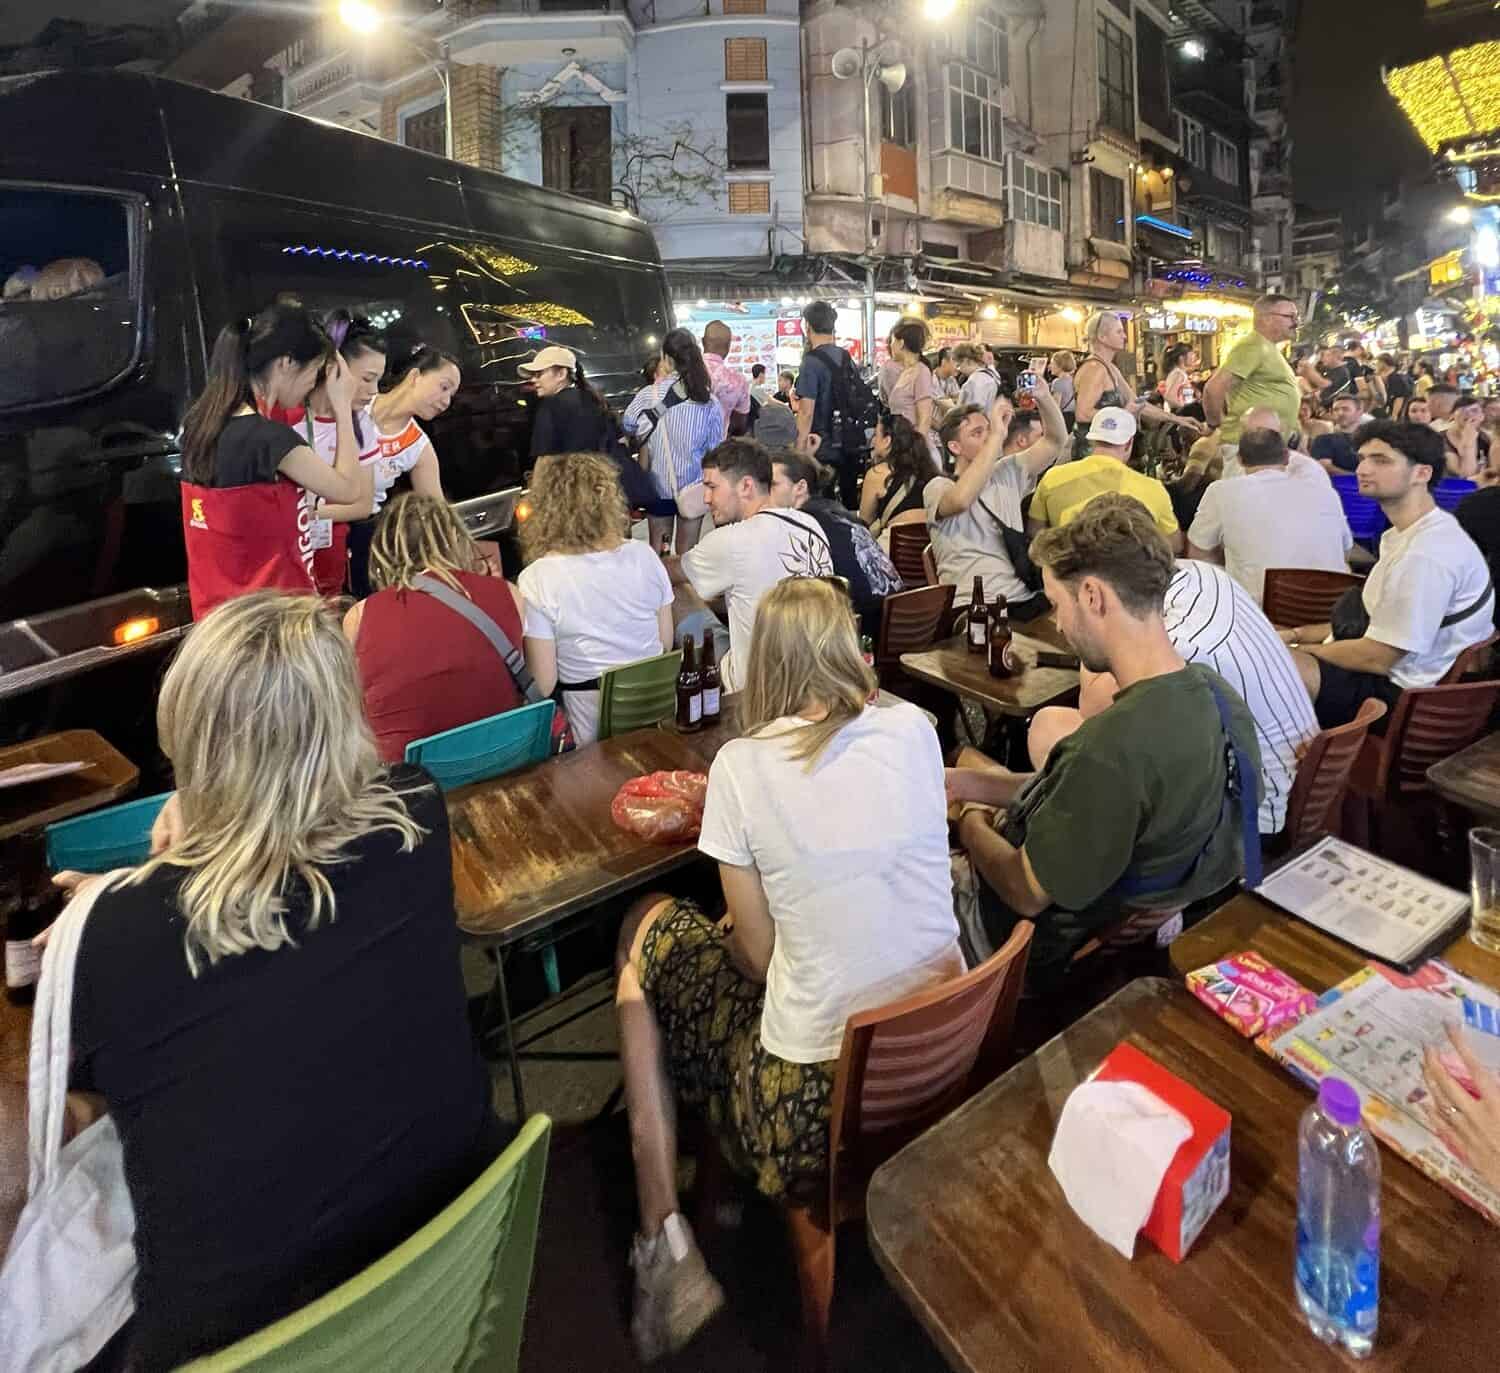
521, 344, 620, 459
1048, 350, 1077, 425
859, 412, 938, 543
1074, 309, 1203, 440
179, 303, 364, 619
885, 320, 936, 441
622, 328, 725, 555
1160, 342, 1200, 413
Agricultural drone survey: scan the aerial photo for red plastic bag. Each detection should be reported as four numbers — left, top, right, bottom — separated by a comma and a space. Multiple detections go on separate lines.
611, 770, 709, 843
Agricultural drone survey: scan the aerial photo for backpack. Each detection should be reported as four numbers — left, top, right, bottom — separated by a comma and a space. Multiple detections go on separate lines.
808, 344, 880, 463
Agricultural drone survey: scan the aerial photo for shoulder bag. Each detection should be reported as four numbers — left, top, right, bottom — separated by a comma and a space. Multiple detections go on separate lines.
867, 476, 914, 542
411, 574, 576, 753
0, 871, 138, 1373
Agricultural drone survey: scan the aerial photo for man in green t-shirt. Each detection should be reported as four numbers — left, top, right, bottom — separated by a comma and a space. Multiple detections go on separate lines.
948, 495, 1262, 978
1203, 293, 1301, 445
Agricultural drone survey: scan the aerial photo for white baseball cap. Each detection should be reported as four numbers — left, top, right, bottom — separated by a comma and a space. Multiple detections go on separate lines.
517, 345, 577, 376
1085, 406, 1138, 444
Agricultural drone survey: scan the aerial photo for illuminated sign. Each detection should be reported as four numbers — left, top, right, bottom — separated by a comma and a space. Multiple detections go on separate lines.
1136, 214, 1194, 240
1145, 311, 1220, 333
1431, 250, 1467, 287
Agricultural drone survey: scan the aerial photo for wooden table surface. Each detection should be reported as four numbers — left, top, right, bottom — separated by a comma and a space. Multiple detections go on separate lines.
867, 976, 1500, 1373
899, 633, 1079, 717
0, 730, 139, 841
1427, 731, 1500, 825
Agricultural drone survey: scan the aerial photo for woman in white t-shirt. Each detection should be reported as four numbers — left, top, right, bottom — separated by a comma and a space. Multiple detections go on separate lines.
518, 452, 674, 744
612, 577, 961, 1362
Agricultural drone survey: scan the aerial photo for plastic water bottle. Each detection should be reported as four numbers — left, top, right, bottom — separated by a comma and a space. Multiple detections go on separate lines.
1295, 1078, 1380, 1358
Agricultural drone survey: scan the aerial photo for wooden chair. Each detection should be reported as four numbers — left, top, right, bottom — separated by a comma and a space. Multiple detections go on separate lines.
921, 542, 939, 592
887, 522, 932, 587
783, 921, 1033, 1368
873, 584, 955, 689
404, 701, 555, 792
1260, 568, 1365, 629
596, 648, 683, 739
1439, 629, 1499, 684
1270, 698, 1388, 856
45, 791, 170, 872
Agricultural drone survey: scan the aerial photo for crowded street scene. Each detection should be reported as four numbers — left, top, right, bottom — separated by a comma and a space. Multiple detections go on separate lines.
6, 0, 1500, 1369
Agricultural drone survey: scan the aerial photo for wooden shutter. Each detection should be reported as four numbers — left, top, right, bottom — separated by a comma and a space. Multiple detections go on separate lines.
724, 37, 767, 82
723, 0, 767, 12
728, 181, 771, 214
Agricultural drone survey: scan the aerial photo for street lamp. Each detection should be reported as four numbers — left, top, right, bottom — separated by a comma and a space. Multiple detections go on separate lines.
337, 0, 454, 161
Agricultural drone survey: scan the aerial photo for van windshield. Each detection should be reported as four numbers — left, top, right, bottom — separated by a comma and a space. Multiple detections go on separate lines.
0, 186, 139, 411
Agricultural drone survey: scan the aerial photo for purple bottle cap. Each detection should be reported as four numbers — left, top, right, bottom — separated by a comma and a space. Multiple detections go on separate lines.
1319, 1078, 1362, 1126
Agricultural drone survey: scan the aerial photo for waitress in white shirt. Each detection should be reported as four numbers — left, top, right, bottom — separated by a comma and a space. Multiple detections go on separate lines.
518, 451, 674, 744
611, 577, 962, 1362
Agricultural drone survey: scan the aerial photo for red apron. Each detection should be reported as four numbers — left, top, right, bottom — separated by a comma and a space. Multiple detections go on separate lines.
182, 477, 316, 620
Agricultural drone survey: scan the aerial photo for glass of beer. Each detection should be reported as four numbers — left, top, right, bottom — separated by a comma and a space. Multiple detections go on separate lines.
1470, 828, 1500, 954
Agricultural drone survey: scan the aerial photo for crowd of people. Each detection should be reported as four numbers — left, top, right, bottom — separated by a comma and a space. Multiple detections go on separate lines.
8, 289, 1500, 1370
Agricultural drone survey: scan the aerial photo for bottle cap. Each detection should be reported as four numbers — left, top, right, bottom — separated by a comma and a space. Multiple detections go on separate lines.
1318, 1077, 1361, 1126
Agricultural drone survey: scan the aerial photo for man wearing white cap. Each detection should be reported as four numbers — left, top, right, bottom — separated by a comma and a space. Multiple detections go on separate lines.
519, 345, 619, 459
1027, 406, 1182, 551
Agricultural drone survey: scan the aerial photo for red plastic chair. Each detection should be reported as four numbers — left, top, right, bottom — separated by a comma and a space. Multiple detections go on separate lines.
1439, 629, 1499, 684
887, 521, 932, 588
1261, 568, 1365, 629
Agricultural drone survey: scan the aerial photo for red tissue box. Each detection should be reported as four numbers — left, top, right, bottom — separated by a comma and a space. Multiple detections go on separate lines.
1094, 1042, 1232, 1262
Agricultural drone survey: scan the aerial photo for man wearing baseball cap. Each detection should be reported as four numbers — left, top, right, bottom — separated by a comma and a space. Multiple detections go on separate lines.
1026, 406, 1183, 550
519, 345, 620, 460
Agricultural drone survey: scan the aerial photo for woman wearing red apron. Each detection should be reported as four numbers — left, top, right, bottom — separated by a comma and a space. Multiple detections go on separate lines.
180, 303, 368, 618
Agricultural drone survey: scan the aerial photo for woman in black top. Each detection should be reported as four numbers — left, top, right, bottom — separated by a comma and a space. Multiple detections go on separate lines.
858, 413, 937, 540
56, 591, 502, 1370
521, 343, 619, 459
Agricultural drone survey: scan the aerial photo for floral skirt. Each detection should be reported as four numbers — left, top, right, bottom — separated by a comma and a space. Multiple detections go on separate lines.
638, 899, 835, 1204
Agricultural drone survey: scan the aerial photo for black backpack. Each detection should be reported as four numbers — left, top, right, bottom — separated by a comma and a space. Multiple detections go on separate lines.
808, 344, 880, 462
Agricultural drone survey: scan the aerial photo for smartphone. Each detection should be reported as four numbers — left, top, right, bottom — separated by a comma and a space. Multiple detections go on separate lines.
1016, 371, 1037, 392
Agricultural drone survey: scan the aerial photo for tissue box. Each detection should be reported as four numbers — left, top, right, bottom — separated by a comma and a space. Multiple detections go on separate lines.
1186, 951, 1317, 1038
1094, 1043, 1231, 1262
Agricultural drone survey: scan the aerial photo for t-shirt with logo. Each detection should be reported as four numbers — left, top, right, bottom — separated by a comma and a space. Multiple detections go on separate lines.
368, 417, 435, 511
181, 413, 311, 619
1029, 454, 1179, 536
307, 408, 382, 596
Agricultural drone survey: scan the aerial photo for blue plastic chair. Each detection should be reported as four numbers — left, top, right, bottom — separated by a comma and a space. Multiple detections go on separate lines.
46, 792, 171, 872
1434, 478, 1478, 515
403, 701, 556, 793
1330, 473, 1387, 549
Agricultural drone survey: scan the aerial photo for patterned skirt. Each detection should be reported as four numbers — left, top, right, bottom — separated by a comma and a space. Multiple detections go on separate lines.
637, 900, 836, 1204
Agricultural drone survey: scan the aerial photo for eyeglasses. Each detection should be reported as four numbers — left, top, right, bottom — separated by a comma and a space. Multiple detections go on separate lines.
1268, 312, 1300, 324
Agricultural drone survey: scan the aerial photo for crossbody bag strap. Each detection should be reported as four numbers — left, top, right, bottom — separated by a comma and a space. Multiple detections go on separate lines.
1440, 574, 1494, 628
411, 573, 542, 705
869, 477, 914, 539
758, 508, 834, 558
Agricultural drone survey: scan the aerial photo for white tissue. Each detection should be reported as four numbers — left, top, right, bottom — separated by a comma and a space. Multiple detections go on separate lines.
1047, 1079, 1193, 1259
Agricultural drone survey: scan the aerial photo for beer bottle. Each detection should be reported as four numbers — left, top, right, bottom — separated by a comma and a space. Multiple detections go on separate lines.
4, 887, 53, 1009
988, 594, 1018, 679
676, 635, 702, 732
967, 576, 989, 654
700, 630, 721, 725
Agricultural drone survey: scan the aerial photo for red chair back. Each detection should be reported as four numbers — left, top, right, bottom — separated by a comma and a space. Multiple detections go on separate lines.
874, 584, 955, 672
888, 522, 931, 587
1261, 568, 1365, 629
1439, 630, 1499, 684
1374, 681, 1500, 802
1282, 697, 1387, 849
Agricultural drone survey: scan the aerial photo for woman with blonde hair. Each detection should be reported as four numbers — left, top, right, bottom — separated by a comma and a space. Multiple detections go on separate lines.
612, 577, 961, 1360
518, 451, 674, 744
1074, 309, 1204, 441
44, 591, 500, 1369
345, 492, 529, 761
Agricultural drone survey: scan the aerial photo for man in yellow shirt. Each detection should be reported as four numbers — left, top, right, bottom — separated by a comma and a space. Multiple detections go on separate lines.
1202, 293, 1301, 445
1027, 407, 1183, 551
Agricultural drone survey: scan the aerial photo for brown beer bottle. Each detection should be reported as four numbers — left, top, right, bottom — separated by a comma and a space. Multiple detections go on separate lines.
676, 635, 702, 732
700, 630, 721, 724
967, 575, 989, 654
988, 594, 1017, 678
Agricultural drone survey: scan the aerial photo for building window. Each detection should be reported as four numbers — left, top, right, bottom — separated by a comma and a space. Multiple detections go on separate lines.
728, 180, 771, 214
1090, 167, 1126, 243
1134, 11, 1171, 134
725, 92, 770, 169
722, 0, 766, 11
1008, 155, 1062, 230
540, 106, 613, 202
1210, 222, 1242, 266
1096, 16, 1135, 136
947, 65, 1005, 163
880, 77, 916, 147
1263, 252, 1282, 275
950, 4, 1009, 80
724, 37, 767, 82
402, 101, 446, 156
1211, 132, 1238, 186
1175, 111, 1204, 166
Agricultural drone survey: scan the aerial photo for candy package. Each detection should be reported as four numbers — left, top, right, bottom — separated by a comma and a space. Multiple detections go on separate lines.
1186, 951, 1317, 1038
610, 771, 709, 844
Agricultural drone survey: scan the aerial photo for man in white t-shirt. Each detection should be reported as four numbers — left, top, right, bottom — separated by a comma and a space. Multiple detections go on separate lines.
1279, 421, 1495, 727
1188, 425, 1353, 604
923, 383, 1065, 618
672, 439, 834, 691
1220, 405, 1332, 485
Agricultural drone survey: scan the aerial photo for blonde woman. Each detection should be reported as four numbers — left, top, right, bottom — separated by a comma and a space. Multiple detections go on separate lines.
1075, 309, 1204, 438
46, 592, 500, 1370
614, 578, 961, 1360
345, 493, 528, 761
518, 451, 674, 744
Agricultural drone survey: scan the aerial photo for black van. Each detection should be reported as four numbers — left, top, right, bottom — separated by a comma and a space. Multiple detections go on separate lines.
0, 69, 670, 758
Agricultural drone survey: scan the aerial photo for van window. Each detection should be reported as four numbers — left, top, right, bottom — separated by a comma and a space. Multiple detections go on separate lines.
0, 185, 140, 411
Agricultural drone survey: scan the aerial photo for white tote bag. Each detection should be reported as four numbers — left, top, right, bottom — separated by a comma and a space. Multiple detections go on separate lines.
0, 871, 137, 1373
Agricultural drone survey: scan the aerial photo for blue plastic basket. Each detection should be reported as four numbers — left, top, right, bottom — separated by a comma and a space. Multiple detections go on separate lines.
46, 792, 171, 872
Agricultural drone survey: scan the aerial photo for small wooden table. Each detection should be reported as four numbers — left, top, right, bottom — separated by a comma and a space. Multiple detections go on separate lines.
867, 977, 1500, 1373
899, 633, 1079, 717
1428, 731, 1500, 825
0, 730, 139, 841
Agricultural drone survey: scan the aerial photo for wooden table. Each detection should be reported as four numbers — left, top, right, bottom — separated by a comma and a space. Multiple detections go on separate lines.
0, 730, 139, 840
867, 976, 1500, 1372
899, 632, 1079, 717
1428, 731, 1500, 825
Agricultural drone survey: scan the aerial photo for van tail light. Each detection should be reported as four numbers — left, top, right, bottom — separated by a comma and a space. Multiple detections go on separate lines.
515, 500, 532, 522
112, 616, 160, 646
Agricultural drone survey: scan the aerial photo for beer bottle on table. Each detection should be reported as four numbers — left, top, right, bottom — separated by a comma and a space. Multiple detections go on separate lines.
988, 594, 1017, 679
700, 630, 721, 725
4, 888, 53, 1008
967, 576, 989, 654
676, 636, 702, 732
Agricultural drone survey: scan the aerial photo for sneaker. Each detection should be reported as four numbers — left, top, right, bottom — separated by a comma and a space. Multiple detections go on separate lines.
629, 1212, 726, 1362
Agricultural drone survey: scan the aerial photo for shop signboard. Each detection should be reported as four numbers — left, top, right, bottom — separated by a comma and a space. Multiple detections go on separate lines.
1145, 311, 1221, 334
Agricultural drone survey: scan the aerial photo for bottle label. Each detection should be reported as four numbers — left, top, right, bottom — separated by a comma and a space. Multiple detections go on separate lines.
5, 939, 42, 989
969, 619, 986, 646
702, 687, 720, 716
689, 694, 702, 724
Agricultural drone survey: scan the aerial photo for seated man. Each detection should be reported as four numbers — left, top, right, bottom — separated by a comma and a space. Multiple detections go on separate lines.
948, 496, 1261, 980
1222, 405, 1331, 484
923, 381, 1066, 621
1027, 407, 1184, 551
1279, 422, 1494, 727
1309, 394, 1374, 474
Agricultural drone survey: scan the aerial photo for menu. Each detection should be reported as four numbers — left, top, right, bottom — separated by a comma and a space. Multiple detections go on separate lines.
1263, 960, 1500, 1225
1253, 837, 1469, 970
